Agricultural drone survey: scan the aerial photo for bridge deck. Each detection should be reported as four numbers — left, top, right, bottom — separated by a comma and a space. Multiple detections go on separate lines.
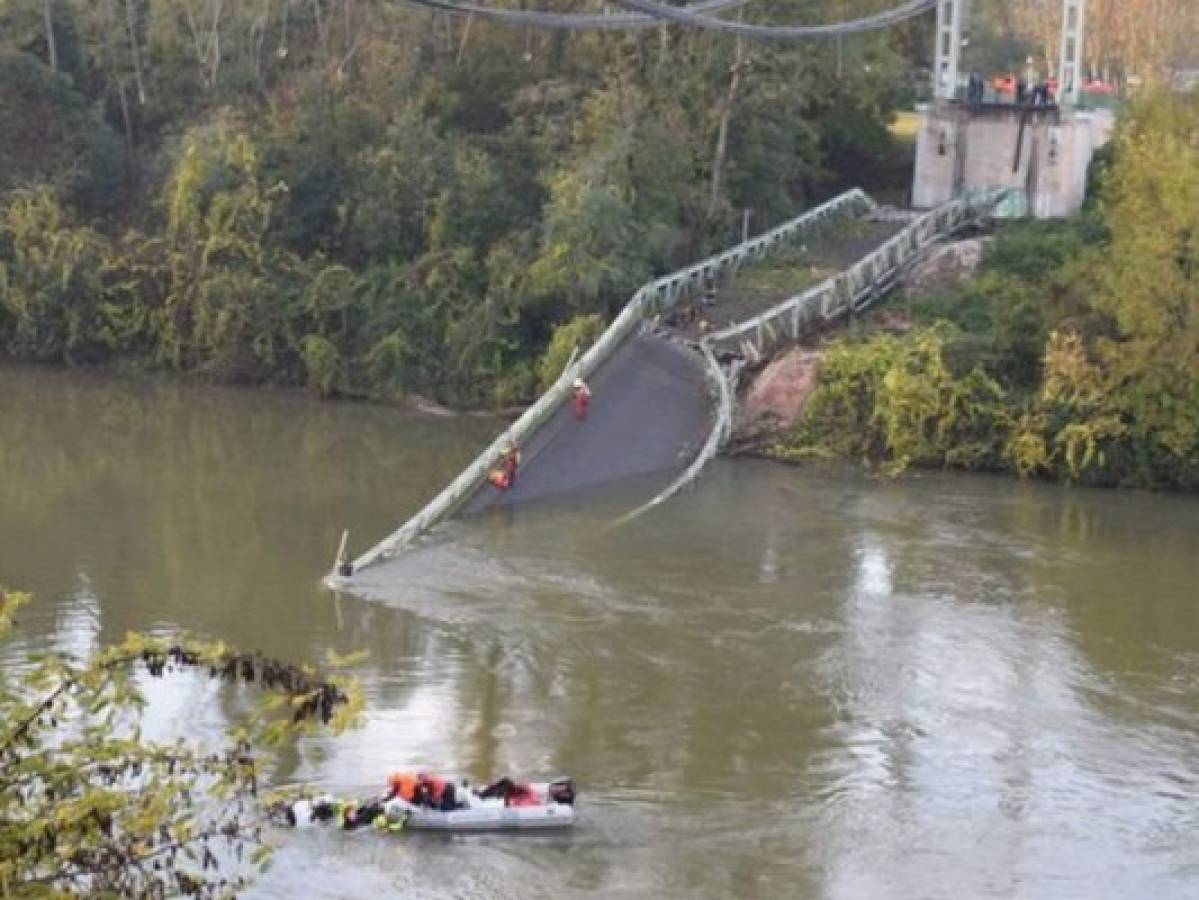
466, 218, 900, 512
668, 218, 905, 341
466, 331, 712, 511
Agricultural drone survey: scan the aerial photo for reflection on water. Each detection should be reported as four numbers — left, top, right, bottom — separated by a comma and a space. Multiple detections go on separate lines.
2, 364, 1199, 898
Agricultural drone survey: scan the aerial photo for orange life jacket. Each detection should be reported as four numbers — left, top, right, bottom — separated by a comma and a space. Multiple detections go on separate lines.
419, 774, 447, 804
387, 772, 418, 802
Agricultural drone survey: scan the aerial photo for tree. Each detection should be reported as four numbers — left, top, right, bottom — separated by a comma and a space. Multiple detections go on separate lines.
0, 51, 125, 215
0, 588, 363, 897
1068, 90, 1199, 485
0, 0, 923, 406
0, 187, 108, 362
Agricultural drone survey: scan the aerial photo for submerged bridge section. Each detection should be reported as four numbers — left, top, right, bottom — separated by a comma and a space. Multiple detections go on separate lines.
465, 332, 712, 511
333, 187, 1007, 580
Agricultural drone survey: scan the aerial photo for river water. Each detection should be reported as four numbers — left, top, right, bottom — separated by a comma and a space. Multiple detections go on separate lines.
2, 364, 1198, 899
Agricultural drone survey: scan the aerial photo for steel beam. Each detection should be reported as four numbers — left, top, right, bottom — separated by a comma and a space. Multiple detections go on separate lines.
1058, 0, 1086, 106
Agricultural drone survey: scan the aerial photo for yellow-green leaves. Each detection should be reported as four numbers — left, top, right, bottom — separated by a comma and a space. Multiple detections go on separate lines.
536, 314, 605, 391
776, 92, 1199, 489
1, 591, 362, 897
778, 328, 1008, 477
0, 589, 28, 639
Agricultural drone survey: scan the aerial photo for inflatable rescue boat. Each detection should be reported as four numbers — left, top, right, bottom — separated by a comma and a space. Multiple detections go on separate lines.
283, 777, 577, 832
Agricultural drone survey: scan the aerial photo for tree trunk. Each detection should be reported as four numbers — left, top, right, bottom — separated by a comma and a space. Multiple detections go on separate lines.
708, 35, 746, 222
456, 13, 474, 66
43, 0, 58, 72
124, 0, 147, 104
208, 0, 225, 91
117, 77, 134, 148
253, 0, 270, 83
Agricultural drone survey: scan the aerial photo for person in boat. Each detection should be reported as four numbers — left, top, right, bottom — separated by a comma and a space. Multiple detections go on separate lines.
478, 776, 538, 806
572, 378, 592, 422
385, 771, 461, 811
386, 771, 419, 803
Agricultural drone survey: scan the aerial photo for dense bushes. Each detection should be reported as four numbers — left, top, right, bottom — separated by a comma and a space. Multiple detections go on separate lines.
0, 1, 913, 406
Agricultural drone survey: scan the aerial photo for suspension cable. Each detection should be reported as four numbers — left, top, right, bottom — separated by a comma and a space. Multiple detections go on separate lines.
395, 0, 749, 31
612, 0, 938, 39
395, 0, 937, 38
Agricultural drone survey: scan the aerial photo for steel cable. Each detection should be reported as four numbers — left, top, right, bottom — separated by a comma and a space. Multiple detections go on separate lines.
394, 0, 749, 31
395, 0, 937, 38
613, 0, 937, 39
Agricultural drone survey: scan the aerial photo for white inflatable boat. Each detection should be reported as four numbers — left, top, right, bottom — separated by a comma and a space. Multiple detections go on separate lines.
284, 777, 576, 832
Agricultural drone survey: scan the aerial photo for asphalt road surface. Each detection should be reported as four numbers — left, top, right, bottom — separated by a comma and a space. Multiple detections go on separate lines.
467, 330, 713, 511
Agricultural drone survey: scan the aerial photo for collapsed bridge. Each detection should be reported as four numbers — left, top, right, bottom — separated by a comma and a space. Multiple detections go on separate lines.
330, 187, 1008, 582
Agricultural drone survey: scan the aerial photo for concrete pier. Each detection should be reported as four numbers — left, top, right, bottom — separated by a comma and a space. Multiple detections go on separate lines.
912, 101, 1114, 217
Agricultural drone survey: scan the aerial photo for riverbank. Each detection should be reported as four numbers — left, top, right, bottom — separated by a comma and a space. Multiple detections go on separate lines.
735, 91, 1198, 492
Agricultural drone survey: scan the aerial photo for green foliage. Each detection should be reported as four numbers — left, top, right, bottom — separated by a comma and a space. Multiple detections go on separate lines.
0, 187, 108, 362
537, 313, 606, 391
0, 1, 918, 407
779, 90, 1199, 491
300, 334, 345, 398
778, 328, 1008, 475
0, 51, 124, 217
0, 587, 362, 897
528, 160, 651, 313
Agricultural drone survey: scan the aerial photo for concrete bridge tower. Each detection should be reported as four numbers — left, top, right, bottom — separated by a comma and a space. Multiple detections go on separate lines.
912, 0, 1113, 217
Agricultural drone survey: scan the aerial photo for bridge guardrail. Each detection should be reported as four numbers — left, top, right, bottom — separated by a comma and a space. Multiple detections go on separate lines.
705, 188, 1010, 357
340, 189, 876, 575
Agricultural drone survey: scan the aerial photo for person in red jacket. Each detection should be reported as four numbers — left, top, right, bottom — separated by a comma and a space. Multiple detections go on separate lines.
387, 772, 459, 811
572, 378, 592, 422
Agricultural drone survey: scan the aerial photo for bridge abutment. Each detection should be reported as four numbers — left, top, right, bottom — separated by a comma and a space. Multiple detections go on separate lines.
913, 101, 1114, 218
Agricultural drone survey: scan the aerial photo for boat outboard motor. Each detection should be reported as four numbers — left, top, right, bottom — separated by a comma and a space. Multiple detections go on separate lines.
548, 778, 576, 806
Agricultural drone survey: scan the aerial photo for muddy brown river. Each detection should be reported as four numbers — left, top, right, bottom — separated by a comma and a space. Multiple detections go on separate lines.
2, 364, 1198, 898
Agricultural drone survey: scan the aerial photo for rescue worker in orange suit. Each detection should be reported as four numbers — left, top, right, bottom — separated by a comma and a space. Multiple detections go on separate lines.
572, 378, 592, 422
487, 443, 520, 490
502, 444, 521, 487
385, 772, 418, 803
385, 772, 459, 811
